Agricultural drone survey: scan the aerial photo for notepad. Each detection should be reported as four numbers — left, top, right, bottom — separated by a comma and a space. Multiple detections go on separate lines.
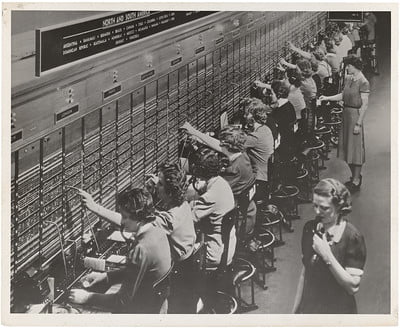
107, 230, 134, 242
107, 254, 126, 265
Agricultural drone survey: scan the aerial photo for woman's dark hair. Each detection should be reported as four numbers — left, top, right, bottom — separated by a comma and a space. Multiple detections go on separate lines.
158, 162, 188, 207
239, 98, 273, 131
325, 39, 336, 54
313, 178, 352, 219
116, 188, 155, 222
190, 146, 229, 180
344, 54, 364, 71
287, 69, 302, 88
310, 59, 320, 73
296, 58, 313, 78
325, 22, 339, 38
271, 79, 289, 99
313, 48, 325, 61
218, 125, 247, 153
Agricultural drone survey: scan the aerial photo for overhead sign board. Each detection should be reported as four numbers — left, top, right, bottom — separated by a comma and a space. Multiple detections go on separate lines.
328, 12, 363, 22
35, 11, 216, 76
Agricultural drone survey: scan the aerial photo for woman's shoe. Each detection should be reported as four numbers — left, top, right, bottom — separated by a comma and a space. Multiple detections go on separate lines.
348, 176, 362, 193
344, 177, 353, 189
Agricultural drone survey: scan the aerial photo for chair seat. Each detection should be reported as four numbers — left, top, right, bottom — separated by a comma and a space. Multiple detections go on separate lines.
207, 291, 238, 314
272, 185, 299, 199
308, 139, 324, 151
314, 126, 330, 134
257, 231, 276, 250
324, 119, 342, 126
331, 108, 343, 115
296, 168, 308, 179
311, 152, 320, 161
232, 258, 256, 285
301, 137, 324, 149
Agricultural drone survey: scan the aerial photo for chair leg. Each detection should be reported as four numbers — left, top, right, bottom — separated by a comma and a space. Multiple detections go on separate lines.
236, 282, 258, 313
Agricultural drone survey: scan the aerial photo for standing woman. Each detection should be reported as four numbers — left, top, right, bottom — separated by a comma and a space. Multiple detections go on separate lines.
293, 178, 366, 314
319, 55, 369, 192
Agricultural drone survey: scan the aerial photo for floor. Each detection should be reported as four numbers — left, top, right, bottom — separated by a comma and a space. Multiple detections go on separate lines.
241, 21, 392, 314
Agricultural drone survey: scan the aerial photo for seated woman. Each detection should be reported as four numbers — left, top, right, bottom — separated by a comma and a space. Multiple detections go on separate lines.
286, 69, 306, 115
69, 188, 172, 313
325, 39, 341, 75
79, 163, 196, 264
293, 178, 366, 313
188, 146, 236, 313
270, 79, 297, 160
286, 41, 332, 83
189, 146, 236, 269
181, 123, 257, 238
182, 100, 274, 203
286, 70, 307, 140
280, 58, 317, 110
145, 162, 196, 263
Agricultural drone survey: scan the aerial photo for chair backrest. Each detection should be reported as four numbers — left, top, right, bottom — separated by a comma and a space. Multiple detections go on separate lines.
219, 208, 238, 271
152, 265, 173, 313
236, 183, 255, 219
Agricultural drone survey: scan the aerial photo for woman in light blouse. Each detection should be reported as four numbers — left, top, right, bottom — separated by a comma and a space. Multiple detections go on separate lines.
319, 55, 370, 192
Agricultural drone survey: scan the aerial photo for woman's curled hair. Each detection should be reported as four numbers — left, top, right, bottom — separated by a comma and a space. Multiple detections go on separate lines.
296, 58, 313, 78
312, 48, 326, 61
247, 99, 270, 124
271, 79, 290, 99
313, 178, 352, 218
116, 188, 156, 222
344, 54, 364, 71
218, 125, 247, 153
159, 162, 188, 207
190, 146, 229, 180
287, 69, 303, 88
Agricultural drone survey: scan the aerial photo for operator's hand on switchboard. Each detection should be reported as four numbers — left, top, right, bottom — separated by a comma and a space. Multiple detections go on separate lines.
180, 122, 196, 135
80, 271, 108, 288
145, 174, 159, 194
286, 40, 295, 51
78, 189, 98, 213
277, 63, 286, 72
253, 80, 265, 88
280, 58, 288, 66
68, 288, 91, 305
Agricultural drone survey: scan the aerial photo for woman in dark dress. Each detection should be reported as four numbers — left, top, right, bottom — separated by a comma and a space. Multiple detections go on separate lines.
293, 178, 366, 314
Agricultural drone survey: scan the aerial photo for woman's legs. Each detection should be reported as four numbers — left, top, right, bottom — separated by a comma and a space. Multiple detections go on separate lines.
352, 165, 363, 185
346, 164, 355, 182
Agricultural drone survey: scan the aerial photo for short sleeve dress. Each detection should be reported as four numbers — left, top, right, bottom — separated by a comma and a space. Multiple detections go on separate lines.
338, 74, 370, 165
297, 219, 367, 314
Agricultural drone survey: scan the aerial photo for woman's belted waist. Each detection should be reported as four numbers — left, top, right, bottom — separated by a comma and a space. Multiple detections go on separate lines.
199, 221, 221, 235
